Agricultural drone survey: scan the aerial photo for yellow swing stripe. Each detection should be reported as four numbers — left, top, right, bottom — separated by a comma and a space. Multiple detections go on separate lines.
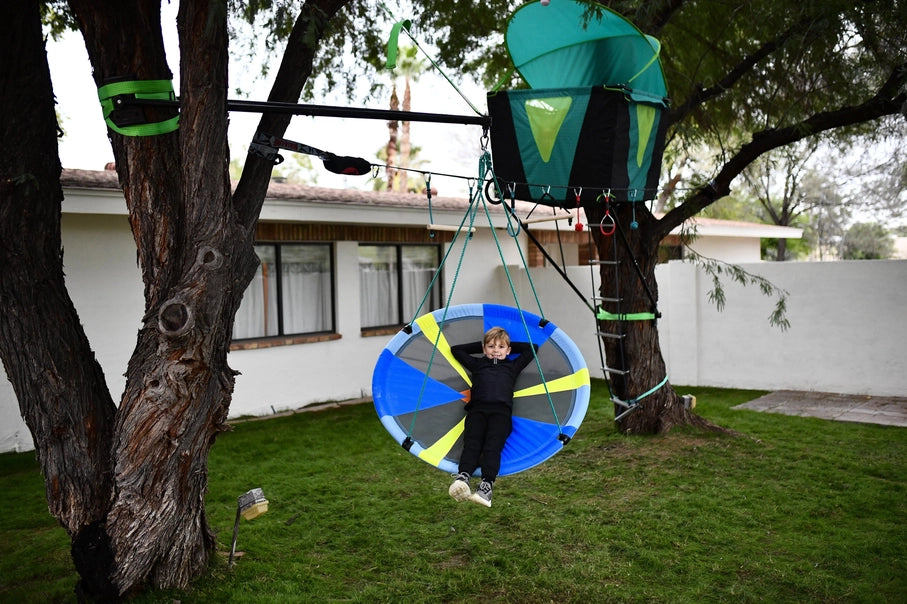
418, 417, 466, 466
414, 314, 472, 386
514, 367, 590, 398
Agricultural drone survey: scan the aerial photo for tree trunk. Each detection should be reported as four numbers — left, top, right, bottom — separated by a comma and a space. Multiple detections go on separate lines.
0, 2, 119, 598
60, 0, 237, 595
63, 0, 349, 596
585, 201, 715, 434
776, 237, 788, 261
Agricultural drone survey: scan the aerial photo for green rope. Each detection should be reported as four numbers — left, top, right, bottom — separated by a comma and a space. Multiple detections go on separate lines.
476, 152, 563, 433
406, 183, 482, 438
477, 154, 547, 321
97, 79, 179, 137
406, 179, 477, 326
380, 7, 484, 117
625, 375, 669, 406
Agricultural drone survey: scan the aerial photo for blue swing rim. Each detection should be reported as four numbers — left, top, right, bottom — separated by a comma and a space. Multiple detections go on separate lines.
372, 303, 590, 476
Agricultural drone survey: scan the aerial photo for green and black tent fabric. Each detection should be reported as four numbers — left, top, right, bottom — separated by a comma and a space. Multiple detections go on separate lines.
488, 0, 669, 205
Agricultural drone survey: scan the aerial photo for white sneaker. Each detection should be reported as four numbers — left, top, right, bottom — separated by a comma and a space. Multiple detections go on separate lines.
448, 472, 471, 502
468, 479, 492, 507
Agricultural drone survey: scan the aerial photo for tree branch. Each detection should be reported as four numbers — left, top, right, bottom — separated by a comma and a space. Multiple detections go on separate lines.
656, 61, 907, 239
668, 19, 807, 126
233, 0, 351, 228
630, 0, 687, 35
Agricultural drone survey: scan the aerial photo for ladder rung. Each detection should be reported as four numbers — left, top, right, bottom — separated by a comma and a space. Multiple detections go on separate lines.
427, 224, 475, 233
610, 396, 633, 408
602, 366, 628, 376
614, 404, 640, 422
588, 259, 620, 266
592, 296, 623, 303
595, 331, 625, 340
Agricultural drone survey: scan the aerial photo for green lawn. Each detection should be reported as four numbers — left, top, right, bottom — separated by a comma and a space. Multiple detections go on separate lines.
1, 382, 905, 603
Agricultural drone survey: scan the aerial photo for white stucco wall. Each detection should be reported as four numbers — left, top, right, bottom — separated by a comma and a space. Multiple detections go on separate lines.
654, 259, 907, 396
687, 235, 761, 264
509, 259, 907, 398
0, 364, 28, 452
0, 213, 143, 453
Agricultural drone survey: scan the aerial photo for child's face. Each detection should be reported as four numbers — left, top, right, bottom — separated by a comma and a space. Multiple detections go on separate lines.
483, 338, 511, 360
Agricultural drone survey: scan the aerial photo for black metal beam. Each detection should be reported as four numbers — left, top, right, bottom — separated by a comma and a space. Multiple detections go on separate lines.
119, 97, 491, 127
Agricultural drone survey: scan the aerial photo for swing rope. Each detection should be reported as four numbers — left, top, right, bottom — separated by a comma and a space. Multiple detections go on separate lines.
405, 150, 568, 442
404, 181, 483, 442
381, 5, 484, 117
475, 151, 566, 437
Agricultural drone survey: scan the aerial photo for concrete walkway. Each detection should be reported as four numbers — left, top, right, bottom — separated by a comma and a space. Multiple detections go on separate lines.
733, 390, 907, 427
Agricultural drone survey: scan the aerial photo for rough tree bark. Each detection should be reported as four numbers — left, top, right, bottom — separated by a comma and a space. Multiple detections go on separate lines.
0, 0, 348, 598
0, 8, 118, 595
584, 201, 711, 435
65, 0, 238, 595
72, 0, 347, 594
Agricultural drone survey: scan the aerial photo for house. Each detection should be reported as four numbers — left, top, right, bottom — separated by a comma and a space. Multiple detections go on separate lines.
1, 169, 808, 453
660, 216, 803, 263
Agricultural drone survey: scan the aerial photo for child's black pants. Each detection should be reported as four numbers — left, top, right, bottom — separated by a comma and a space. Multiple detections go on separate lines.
458, 406, 512, 482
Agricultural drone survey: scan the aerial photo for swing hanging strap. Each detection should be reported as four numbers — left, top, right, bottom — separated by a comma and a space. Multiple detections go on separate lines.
404, 181, 483, 439
477, 152, 566, 436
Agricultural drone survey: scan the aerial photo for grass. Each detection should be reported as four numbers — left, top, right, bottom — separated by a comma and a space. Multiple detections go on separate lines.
1, 381, 905, 603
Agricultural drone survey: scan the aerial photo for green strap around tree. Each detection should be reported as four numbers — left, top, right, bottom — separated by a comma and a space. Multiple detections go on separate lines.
97, 79, 180, 137
596, 307, 657, 321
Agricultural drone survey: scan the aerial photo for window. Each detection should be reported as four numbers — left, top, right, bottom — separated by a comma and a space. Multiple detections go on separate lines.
233, 243, 334, 340
359, 244, 442, 328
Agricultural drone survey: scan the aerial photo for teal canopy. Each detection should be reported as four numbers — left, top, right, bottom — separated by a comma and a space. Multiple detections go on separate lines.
488, 0, 670, 204
505, 0, 667, 100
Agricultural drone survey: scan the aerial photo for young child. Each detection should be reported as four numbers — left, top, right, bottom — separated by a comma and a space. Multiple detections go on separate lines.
448, 327, 539, 507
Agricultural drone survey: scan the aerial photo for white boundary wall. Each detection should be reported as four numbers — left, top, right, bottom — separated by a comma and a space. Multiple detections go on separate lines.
654, 259, 907, 396
511, 259, 907, 398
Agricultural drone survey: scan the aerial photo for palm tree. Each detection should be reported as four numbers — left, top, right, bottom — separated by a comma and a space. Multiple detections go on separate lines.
385, 84, 399, 190
390, 45, 426, 192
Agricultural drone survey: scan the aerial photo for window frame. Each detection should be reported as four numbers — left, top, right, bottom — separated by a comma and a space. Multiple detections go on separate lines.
232, 241, 336, 343
358, 242, 443, 331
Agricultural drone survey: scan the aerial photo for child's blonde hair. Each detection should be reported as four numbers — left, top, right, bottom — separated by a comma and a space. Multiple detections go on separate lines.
483, 327, 511, 347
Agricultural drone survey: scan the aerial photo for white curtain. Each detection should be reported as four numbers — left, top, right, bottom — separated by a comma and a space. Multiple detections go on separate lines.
233, 244, 333, 339
359, 266, 398, 327
402, 266, 438, 320
282, 268, 331, 333
360, 245, 440, 327
233, 253, 277, 339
